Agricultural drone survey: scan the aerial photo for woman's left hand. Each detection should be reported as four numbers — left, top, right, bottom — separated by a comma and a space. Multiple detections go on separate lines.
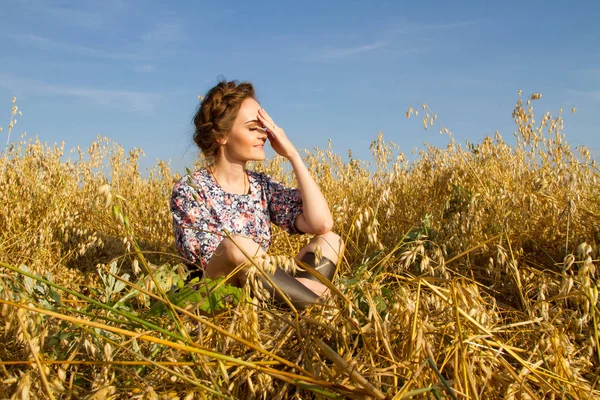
257, 108, 299, 160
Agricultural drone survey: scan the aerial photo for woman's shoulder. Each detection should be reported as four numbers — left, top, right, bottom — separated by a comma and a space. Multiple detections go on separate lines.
172, 168, 211, 195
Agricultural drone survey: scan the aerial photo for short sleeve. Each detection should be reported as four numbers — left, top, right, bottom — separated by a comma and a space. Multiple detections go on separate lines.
170, 179, 214, 268
264, 174, 304, 234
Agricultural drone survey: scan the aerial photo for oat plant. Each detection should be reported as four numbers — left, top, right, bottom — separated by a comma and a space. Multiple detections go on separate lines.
0, 92, 599, 399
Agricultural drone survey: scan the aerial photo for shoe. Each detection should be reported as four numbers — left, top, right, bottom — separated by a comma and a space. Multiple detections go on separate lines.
256, 267, 319, 310
295, 252, 336, 282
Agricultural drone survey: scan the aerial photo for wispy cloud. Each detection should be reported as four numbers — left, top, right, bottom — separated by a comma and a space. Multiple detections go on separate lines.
0, 74, 161, 113
9, 21, 185, 64
388, 19, 480, 34
50, 86, 161, 113
318, 41, 388, 60
141, 22, 186, 45
8, 2, 185, 67
12, 34, 147, 61
305, 18, 477, 63
134, 64, 156, 73
14, 0, 113, 30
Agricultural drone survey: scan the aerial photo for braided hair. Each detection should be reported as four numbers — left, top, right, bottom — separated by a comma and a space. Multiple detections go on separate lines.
193, 80, 255, 161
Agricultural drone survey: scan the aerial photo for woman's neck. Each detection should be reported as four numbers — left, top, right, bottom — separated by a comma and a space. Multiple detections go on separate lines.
211, 160, 246, 183
210, 158, 248, 194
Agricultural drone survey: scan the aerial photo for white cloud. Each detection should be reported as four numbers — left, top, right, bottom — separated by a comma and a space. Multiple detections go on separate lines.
14, 0, 109, 30
141, 22, 186, 45
389, 19, 479, 33
13, 34, 147, 61
0, 74, 161, 113
134, 64, 156, 73
319, 41, 388, 60
304, 19, 477, 63
45, 86, 160, 113
8, 4, 186, 65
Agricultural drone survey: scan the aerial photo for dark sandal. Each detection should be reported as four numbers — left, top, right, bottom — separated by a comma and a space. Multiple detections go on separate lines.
256, 268, 319, 310
295, 252, 336, 282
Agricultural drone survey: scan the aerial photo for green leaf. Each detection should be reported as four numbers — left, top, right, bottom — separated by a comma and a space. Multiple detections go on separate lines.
48, 287, 63, 306
147, 277, 242, 316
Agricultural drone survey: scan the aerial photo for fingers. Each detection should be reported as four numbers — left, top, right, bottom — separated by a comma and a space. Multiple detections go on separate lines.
257, 116, 274, 138
257, 109, 297, 159
258, 109, 281, 139
257, 108, 277, 133
258, 108, 272, 124
258, 117, 276, 134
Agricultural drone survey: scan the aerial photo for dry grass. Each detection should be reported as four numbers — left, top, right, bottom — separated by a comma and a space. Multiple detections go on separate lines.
0, 93, 598, 399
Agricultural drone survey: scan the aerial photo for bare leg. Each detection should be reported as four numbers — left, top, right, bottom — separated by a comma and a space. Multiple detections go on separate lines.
204, 234, 266, 286
296, 231, 345, 265
295, 232, 345, 294
204, 234, 324, 309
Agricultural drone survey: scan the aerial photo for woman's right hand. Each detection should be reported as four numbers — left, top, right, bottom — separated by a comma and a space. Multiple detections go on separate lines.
257, 108, 300, 161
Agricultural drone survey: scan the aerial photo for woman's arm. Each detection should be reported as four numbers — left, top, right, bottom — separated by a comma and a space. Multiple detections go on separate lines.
288, 153, 333, 234
257, 108, 333, 235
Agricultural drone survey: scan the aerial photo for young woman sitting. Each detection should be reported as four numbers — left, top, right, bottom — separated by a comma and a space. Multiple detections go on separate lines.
170, 80, 344, 310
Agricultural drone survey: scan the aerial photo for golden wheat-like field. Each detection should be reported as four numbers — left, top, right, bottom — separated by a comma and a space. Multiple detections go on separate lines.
0, 94, 598, 399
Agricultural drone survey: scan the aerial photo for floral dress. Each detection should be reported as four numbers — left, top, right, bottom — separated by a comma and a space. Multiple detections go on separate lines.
170, 168, 304, 269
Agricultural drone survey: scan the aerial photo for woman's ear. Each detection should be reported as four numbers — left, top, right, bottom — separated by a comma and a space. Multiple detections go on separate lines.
216, 136, 227, 146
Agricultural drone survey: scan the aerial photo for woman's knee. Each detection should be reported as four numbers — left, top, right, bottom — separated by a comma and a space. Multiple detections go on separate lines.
320, 231, 344, 254
302, 231, 344, 263
217, 235, 264, 266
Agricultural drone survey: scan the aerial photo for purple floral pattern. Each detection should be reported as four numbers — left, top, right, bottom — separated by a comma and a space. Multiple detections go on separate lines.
170, 168, 303, 269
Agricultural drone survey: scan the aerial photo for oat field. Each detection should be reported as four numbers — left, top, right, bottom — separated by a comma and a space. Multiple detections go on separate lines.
0, 94, 598, 399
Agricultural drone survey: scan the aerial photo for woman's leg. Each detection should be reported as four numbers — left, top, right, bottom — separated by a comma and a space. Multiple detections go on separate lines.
204, 234, 320, 309
296, 231, 345, 264
204, 234, 266, 286
295, 232, 345, 287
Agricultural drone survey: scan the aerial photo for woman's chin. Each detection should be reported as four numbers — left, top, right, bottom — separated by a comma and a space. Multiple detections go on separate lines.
249, 152, 266, 161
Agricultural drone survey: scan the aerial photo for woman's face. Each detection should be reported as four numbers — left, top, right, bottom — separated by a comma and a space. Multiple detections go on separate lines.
220, 97, 268, 162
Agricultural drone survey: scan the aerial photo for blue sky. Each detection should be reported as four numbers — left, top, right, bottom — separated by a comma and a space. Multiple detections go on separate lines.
1, 0, 599, 175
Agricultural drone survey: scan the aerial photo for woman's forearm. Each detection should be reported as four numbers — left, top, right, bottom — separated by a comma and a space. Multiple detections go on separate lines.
288, 152, 333, 234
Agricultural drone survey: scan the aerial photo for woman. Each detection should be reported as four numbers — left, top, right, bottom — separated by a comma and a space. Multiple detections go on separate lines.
170, 80, 344, 310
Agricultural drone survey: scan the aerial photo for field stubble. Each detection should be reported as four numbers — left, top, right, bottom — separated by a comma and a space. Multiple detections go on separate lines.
0, 93, 598, 399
